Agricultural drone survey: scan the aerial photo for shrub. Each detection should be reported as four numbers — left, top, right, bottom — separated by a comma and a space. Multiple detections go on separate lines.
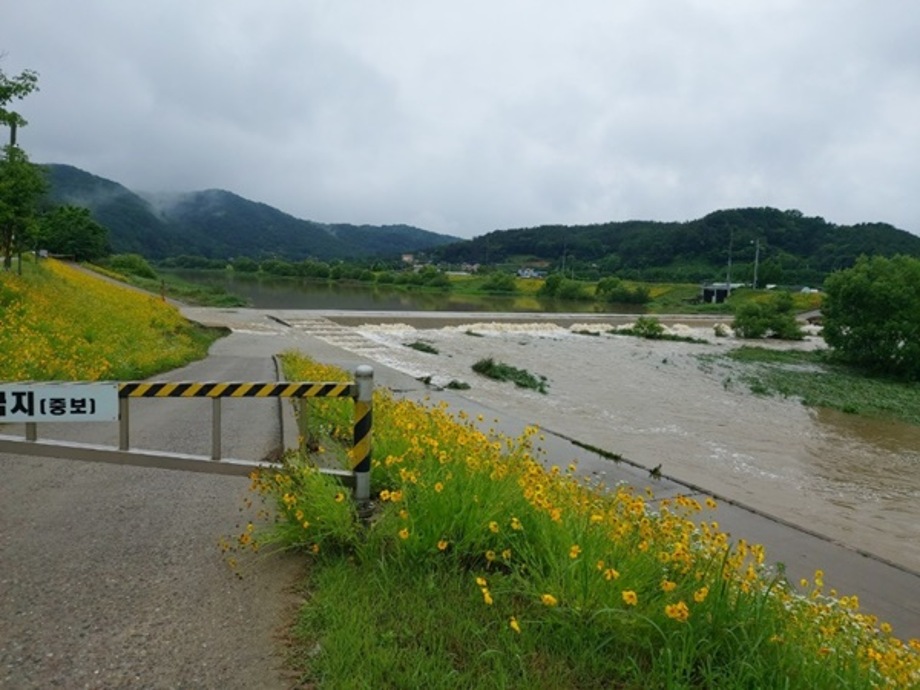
631, 315, 665, 339
733, 292, 804, 340
480, 272, 517, 293
106, 253, 157, 280
471, 357, 548, 393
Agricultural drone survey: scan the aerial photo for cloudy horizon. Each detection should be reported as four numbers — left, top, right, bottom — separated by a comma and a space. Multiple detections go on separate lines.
3, 1, 919, 238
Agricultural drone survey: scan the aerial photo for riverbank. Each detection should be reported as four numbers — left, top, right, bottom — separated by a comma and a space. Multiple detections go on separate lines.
187, 308, 916, 573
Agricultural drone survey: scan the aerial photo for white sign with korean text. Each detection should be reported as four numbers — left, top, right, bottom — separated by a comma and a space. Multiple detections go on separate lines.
0, 383, 119, 422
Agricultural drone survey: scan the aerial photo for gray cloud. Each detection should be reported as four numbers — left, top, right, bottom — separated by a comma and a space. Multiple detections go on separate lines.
3, 0, 918, 238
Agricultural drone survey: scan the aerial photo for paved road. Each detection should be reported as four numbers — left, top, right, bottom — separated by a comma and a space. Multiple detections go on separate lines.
0, 330, 309, 689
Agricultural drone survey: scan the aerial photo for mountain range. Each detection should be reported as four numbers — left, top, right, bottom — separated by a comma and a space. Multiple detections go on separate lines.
42, 164, 460, 260
41, 163, 920, 285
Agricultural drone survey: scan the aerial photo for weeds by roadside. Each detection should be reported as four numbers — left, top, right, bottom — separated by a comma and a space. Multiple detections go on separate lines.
229, 353, 920, 689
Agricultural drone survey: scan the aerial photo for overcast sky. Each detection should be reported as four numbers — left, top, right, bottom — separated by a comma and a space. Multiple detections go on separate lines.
3, 1, 918, 239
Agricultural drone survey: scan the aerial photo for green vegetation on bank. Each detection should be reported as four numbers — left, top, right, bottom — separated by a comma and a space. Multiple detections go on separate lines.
718, 346, 920, 426
91, 254, 247, 307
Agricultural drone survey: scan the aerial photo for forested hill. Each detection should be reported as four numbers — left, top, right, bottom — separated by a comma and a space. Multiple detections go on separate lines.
42, 164, 460, 260
430, 208, 920, 285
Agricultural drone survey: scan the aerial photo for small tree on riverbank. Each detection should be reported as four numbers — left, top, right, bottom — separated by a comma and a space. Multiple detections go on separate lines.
732, 292, 804, 340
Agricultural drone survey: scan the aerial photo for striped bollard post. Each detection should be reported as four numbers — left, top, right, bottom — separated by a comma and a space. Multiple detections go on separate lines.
352, 365, 373, 502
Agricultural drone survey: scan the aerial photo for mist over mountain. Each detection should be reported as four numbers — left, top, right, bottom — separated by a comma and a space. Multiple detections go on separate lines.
43, 164, 461, 260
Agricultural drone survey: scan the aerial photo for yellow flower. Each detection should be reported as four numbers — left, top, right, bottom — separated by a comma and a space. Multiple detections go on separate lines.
488, 521, 500, 533
665, 601, 690, 622
509, 617, 521, 634
379, 489, 391, 501
705, 496, 718, 509
693, 586, 709, 603
604, 568, 620, 581
569, 544, 582, 559
437, 539, 449, 551
622, 590, 638, 606
476, 576, 488, 587
398, 528, 410, 540
541, 593, 558, 607
482, 588, 493, 606
510, 517, 523, 531
660, 579, 677, 593
485, 550, 496, 562
334, 492, 345, 503
434, 482, 444, 493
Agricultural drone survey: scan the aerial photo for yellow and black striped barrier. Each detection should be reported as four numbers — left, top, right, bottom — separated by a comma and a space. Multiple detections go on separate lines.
115, 369, 374, 501
351, 366, 374, 501
118, 381, 354, 399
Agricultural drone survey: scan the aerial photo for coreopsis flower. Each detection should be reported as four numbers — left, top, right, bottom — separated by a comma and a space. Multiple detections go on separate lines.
665, 601, 690, 622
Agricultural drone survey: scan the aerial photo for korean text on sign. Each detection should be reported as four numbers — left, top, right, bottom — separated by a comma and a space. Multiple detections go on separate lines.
0, 383, 119, 422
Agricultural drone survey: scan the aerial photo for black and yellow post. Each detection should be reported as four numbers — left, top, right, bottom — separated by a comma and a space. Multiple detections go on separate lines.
352, 365, 373, 502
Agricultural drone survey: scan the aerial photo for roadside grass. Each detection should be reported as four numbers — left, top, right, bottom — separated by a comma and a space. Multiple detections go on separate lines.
231, 352, 920, 689
721, 346, 920, 426
0, 259, 223, 380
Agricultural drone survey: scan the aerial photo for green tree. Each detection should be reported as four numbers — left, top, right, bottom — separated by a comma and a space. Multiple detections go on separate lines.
0, 145, 46, 269
0, 66, 39, 146
732, 292, 804, 340
40, 205, 109, 260
822, 255, 920, 380
537, 273, 563, 297
481, 271, 517, 293
107, 253, 157, 279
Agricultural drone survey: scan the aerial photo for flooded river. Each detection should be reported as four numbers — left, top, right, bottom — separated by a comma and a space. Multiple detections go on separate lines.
311, 316, 920, 573
174, 268, 920, 573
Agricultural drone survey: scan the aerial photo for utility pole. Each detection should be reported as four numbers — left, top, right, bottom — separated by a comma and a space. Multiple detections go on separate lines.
752, 239, 761, 290
726, 227, 734, 295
